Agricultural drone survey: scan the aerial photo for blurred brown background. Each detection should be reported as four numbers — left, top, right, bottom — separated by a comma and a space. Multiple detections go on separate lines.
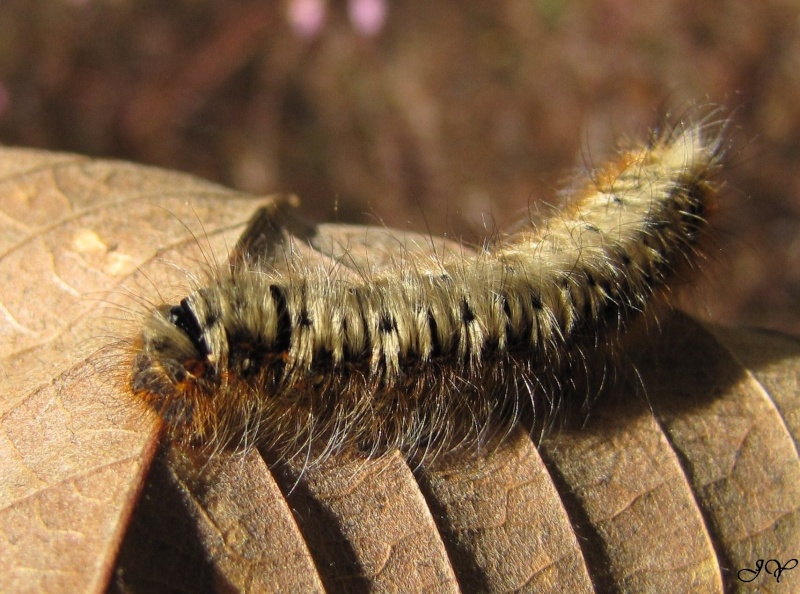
0, 0, 798, 334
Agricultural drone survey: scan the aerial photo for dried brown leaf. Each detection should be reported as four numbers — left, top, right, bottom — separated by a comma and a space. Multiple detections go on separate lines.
1, 148, 798, 593
0, 147, 268, 593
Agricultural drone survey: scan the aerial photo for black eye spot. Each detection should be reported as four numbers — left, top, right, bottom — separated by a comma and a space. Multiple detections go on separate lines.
461, 298, 475, 324
169, 298, 209, 356
379, 314, 396, 333
269, 285, 292, 351
427, 310, 441, 357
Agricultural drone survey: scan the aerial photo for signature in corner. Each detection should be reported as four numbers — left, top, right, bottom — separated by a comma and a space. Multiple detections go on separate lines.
737, 558, 798, 584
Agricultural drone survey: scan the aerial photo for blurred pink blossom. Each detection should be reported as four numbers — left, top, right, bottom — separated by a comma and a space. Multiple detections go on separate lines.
287, 0, 327, 40
348, 0, 387, 37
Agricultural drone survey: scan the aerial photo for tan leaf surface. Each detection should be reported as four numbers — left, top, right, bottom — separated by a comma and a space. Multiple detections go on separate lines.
0, 148, 269, 593
1, 148, 798, 593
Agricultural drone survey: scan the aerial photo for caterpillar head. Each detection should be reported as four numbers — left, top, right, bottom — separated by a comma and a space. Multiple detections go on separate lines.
130, 297, 223, 435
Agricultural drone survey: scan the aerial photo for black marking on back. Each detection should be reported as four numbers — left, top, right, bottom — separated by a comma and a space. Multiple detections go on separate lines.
269, 285, 292, 351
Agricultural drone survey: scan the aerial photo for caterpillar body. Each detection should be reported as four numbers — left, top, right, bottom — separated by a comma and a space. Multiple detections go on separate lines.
130, 118, 724, 464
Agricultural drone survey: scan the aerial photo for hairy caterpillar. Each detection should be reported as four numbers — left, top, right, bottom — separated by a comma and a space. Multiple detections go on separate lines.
130, 116, 724, 464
